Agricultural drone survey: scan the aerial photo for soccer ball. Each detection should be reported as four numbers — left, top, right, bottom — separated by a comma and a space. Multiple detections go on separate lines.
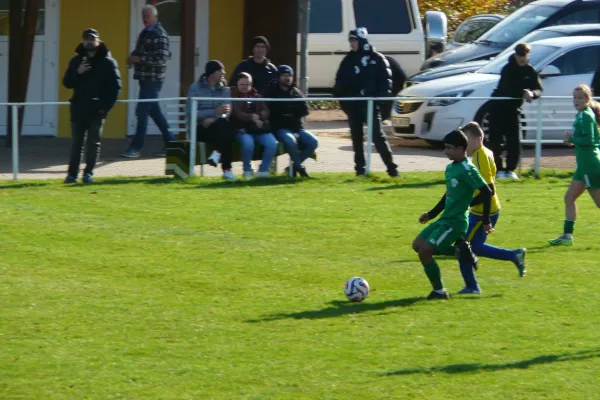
344, 277, 370, 302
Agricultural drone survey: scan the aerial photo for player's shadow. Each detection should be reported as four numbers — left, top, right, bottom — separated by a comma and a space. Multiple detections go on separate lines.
382, 348, 600, 376
247, 297, 425, 322
366, 179, 446, 191
0, 182, 49, 189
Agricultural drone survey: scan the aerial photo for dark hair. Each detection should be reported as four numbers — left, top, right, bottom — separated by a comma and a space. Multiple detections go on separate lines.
237, 72, 252, 82
443, 129, 469, 150
462, 121, 483, 138
515, 43, 530, 56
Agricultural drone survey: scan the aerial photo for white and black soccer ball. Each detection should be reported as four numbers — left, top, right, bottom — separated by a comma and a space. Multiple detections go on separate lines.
344, 277, 370, 302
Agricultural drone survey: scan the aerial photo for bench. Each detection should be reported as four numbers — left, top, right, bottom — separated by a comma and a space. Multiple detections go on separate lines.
164, 102, 317, 179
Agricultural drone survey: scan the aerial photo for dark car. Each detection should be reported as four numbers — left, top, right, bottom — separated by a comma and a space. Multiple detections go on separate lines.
421, 0, 600, 71
408, 23, 600, 88
448, 14, 505, 49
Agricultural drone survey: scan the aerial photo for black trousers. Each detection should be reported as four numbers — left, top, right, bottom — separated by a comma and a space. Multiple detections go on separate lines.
348, 106, 397, 174
197, 118, 235, 171
67, 115, 104, 177
489, 104, 521, 172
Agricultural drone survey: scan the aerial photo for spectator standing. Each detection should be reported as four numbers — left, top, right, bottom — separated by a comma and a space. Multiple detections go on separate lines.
334, 28, 398, 177
229, 36, 278, 95
123, 4, 174, 158
488, 43, 542, 180
63, 29, 121, 184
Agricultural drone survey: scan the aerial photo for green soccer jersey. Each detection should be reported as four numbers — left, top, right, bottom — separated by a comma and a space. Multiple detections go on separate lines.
439, 158, 487, 233
570, 107, 600, 172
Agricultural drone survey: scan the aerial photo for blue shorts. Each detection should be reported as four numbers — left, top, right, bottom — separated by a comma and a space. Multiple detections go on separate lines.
466, 212, 500, 246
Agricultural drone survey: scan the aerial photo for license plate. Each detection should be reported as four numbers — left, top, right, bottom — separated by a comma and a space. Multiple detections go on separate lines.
393, 117, 410, 128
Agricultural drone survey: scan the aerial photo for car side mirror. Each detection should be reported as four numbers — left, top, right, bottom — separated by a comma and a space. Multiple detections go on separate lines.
424, 11, 448, 55
540, 65, 561, 78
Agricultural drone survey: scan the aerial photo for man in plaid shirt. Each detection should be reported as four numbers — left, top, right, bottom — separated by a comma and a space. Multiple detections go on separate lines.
123, 4, 174, 158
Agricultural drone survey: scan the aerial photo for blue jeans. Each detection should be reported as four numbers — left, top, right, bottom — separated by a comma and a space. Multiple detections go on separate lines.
236, 131, 278, 172
131, 81, 174, 150
275, 129, 318, 169
459, 212, 519, 290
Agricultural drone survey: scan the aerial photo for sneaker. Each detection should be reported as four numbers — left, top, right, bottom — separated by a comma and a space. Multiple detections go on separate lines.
122, 149, 140, 158
505, 171, 519, 180
296, 166, 311, 178
243, 170, 254, 179
496, 171, 506, 179
64, 175, 77, 184
82, 173, 93, 184
208, 151, 221, 167
427, 290, 451, 300
222, 170, 237, 181
514, 248, 527, 277
548, 234, 573, 246
255, 171, 271, 178
457, 287, 481, 295
387, 168, 399, 178
356, 170, 366, 177
153, 148, 167, 157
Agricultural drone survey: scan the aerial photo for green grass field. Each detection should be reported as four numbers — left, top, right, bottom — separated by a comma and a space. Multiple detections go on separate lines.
1, 173, 599, 399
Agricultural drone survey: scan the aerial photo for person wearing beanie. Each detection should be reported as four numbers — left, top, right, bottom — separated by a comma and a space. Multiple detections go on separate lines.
187, 60, 237, 180
229, 35, 278, 95
63, 29, 122, 184
265, 65, 318, 178
334, 27, 398, 177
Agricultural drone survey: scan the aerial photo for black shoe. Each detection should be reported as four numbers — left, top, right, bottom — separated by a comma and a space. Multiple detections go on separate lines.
388, 168, 399, 178
82, 173, 93, 184
427, 290, 451, 300
356, 171, 366, 177
296, 166, 311, 178
64, 175, 77, 184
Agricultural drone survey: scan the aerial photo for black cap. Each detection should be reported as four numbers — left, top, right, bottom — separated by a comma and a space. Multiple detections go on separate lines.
252, 36, 270, 51
204, 60, 225, 77
82, 28, 99, 39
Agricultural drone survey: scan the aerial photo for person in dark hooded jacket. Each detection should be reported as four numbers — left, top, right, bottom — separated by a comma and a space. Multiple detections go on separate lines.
489, 43, 542, 180
63, 29, 121, 184
334, 28, 398, 177
229, 36, 278, 95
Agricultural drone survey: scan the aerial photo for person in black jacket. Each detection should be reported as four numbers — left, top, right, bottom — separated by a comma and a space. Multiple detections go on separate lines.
334, 28, 398, 177
63, 29, 122, 184
265, 65, 319, 178
229, 36, 278, 95
591, 68, 600, 97
489, 43, 542, 180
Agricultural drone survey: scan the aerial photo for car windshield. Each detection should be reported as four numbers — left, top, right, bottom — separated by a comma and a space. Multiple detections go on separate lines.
492, 30, 564, 59
476, 5, 559, 45
477, 44, 558, 74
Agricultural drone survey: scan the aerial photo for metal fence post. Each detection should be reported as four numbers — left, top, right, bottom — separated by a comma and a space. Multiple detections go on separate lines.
189, 99, 198, 178
11, 105, 19, 182
534, 98, 543, 179
365, 99, 374, 175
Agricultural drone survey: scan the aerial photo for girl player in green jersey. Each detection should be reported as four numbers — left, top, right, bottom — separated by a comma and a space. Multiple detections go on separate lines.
549, 84, 600, 246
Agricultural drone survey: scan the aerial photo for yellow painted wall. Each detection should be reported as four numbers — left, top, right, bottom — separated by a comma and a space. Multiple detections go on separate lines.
58, 0, 130, 138
209, 0, 244, 73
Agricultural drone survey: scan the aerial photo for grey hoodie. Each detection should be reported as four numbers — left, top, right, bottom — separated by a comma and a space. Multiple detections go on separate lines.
187, 76, 232, 122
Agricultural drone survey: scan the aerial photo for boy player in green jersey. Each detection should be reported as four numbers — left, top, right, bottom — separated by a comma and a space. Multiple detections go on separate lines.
413, 130, 493, 300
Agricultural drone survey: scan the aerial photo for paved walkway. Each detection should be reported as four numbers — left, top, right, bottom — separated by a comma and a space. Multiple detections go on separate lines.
0, 122, 575, 180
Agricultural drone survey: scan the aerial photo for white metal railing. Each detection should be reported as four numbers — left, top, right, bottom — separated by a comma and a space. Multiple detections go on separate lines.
2, 96, 583, 181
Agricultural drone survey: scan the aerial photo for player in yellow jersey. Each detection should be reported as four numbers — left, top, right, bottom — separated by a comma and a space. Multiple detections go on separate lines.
457, 122, 527, 295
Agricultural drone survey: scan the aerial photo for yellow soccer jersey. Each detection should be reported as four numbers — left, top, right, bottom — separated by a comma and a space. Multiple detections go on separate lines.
471, 146, 500, 215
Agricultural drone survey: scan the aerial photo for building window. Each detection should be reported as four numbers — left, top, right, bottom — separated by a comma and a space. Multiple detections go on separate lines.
0, 0, 45, 36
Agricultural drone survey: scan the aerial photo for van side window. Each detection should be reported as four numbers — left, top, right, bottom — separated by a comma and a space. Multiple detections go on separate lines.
353, 0, 412, 34
303, 0, 343, 34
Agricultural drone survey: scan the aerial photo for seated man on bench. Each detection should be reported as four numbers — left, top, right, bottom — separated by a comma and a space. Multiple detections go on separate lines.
187, 60, 237, 181
265, 65, 318, 178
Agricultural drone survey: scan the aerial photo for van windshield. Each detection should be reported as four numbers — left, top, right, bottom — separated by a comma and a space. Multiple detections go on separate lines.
477, 43, 558, 74
476, 4, 559, 45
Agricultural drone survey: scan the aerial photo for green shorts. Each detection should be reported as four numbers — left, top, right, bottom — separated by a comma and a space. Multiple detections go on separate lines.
573, 169, 600, 190
419, 221, 464, 251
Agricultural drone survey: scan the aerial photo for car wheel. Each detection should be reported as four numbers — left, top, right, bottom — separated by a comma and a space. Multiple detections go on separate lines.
474, 102, 493, 146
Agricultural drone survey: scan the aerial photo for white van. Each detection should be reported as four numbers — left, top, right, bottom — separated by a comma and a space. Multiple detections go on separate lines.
296, 0, 446, 93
